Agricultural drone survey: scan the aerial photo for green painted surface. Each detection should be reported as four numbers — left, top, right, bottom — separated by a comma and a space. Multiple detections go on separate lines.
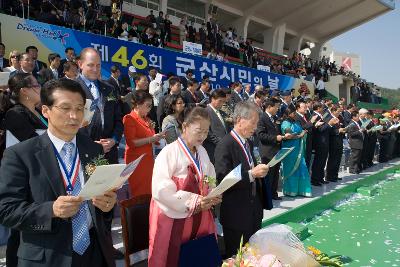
303, 176, 400, 266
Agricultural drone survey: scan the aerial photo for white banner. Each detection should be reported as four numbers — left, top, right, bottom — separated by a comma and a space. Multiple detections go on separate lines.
182, 41, 203, 56
257, 65, 271, 72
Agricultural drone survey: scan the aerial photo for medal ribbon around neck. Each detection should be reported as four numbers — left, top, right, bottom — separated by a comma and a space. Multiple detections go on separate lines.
230, 130, 253, 168
52, 144, 80, 193
177, 137, 203, 182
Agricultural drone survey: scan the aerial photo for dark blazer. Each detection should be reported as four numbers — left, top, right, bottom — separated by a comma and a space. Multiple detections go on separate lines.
231, 91, 243, 106
342, 110, 352, 127
106, 77, 124, 97
312, 111, 331, 150
156, 94, 168, 128
76, 77, 124, 163
0, 57, 10, 71
214, 134, 263, 231
119, 75, 134, 96
57, 58, 68, 78
182, 89, 198, 108
203, 105, 228, 163
4, 104, 47, 142
33, 60, 47, 76
256, 112, 280, 160
347, 120, 364, 149
195, 89, 210, 105
0, 133, 115, 267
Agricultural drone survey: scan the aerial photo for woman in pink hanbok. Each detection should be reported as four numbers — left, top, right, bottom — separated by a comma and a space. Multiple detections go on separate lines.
148, 107, 222, 267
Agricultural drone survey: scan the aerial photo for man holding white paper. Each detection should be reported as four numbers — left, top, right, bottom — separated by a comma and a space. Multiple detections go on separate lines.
0, 79, 117, 266
215, 101, 269, 258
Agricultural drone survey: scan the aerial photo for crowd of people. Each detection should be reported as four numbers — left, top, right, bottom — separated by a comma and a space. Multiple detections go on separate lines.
0, 39, 399, 266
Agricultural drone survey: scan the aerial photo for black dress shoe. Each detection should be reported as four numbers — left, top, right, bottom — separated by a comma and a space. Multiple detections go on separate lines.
311, 182, 322, 186
327, 179, 338, 182
338, 177, 343, 180
272, 196, 282, 200
322, 181, 329, 184
113, 248, 125, 260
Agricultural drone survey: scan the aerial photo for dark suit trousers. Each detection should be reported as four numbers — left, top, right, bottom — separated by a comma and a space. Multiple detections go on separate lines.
326, 144, 342, 180
349, 148, 362, 173
266, 162, 280, 198
71, 228, 107, 267
6, 229, 19, 267
311, 147, 329, 183
223, 221, 261, 258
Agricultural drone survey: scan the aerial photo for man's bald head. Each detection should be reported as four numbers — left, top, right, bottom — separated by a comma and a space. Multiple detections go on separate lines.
78, 47, 101, 81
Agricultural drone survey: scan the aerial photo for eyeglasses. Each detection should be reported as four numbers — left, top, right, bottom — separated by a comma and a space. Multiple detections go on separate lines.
11, 55, 20, 59
52, 105, 85, 114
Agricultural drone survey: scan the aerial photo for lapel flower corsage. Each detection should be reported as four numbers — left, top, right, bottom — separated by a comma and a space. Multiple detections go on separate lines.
85, 155, 109, 177
106, 92, 117, 102
203, 175, 217, 189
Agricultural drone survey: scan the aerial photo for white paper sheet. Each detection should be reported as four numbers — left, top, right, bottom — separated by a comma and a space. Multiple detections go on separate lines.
82, 99, 95, 126
0, 72, 10, 86
266, 147, 294, 168
204, 164, 242, 199
79, 154, 145, 200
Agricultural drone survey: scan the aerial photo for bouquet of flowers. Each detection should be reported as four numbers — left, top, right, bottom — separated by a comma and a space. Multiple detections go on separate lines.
222, 236, 283, 267
85, 155, 109, 176
307, 246, 343, 267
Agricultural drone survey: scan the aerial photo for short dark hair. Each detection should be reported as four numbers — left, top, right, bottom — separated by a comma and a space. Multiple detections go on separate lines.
351, 111, 359, 119
169, 77, 181, 87
187, 79, 198, 87
48, 53, 60, 63
295, 101, 306, 110
262, 98, 280, 110
65, 47, 74, 53
210, 89, 226, 100
200, 80, 209, 86
254, 90, 267, 99
131, 90, 153, 108
110, 65, 120, 74
63, 61, 78, 73
41, 79, 86, 106
313, 102, 323, 111
185, 69, 194, 75
135, 73, 147, 83
25, 45, 38, 52
222, 87, 232, 95
0, 43, 5, 49
8, 73, 34, 102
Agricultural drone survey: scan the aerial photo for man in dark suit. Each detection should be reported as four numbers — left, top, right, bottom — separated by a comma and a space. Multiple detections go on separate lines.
76, 48, 123, 165
365, 111, 377, 167
106, 65, 131, 115
325, 105, 346, 182
341, 104, 355, 127
215, 101, 269, 257
58, 47, 75, 78
182, 79, 199, 108
347, 111, 365, 174
120, 66, 137, 96
256, 98, 283, 204
311, 102, 337, 186
0, 79, 116, 267
14, 53, 35, 79
26, 45, 47, 76
180, 69, 194, 91
277, 90, 294, 118
243, 84, 251, 101
203, 90, 228, 163
195, 80, 211, 105
230, 82, 243, 105
0, 42, 10, 71
295, 101, 316, 170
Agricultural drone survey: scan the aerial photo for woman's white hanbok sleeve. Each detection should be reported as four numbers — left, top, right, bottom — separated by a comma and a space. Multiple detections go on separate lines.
152, 144, 200, 219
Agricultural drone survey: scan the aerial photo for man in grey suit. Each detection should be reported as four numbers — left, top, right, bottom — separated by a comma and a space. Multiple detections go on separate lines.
0, 79, 117, 267
203, 89, 228, 163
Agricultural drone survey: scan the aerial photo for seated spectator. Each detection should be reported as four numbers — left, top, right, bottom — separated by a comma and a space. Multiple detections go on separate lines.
114, 21, 129, 40
3, 51, 20, 73
128, 23, 140, 43
206, 48, 217, 60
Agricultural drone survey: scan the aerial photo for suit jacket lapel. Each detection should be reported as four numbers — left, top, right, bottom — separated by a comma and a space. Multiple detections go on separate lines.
35, 133, 66, 197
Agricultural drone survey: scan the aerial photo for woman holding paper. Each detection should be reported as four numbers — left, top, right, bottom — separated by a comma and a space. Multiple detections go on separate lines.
3, 73, 47, 267
124, 90, 166, 197
280, 107, 312, 197
149, 107, 222, 267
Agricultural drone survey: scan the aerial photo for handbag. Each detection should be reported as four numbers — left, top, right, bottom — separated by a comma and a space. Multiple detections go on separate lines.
178, 234, 222, 267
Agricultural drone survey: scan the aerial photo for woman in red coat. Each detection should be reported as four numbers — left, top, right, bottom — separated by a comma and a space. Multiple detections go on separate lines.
123, 91, 165, 196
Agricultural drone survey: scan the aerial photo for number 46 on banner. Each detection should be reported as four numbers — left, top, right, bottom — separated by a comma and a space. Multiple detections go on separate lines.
111, 46, 148, 69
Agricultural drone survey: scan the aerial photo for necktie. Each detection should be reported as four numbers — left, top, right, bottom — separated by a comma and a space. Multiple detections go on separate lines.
89, 82, 99, 100
215, 110, 226, 132
245, 141, 256, 196
61, 142, 91, 255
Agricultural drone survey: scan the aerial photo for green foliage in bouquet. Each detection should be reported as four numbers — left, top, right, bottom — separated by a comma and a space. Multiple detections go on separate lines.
85, 154, 109, 176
